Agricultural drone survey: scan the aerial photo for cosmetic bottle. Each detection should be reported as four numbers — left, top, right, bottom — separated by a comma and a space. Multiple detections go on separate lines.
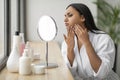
25, 42, 34, 61
20, 33, 25, 56
7, 31, 21, 72
19, 49, 31, 75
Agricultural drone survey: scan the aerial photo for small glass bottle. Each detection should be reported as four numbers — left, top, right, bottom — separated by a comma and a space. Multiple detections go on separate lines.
25, 42, 34, 61
20, 33, 25, 56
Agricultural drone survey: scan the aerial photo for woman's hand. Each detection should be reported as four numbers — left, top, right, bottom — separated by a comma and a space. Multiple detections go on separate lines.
74, 24, 102, 72
64, 27, 75, 51
64, 27, 75, 66
74, 24, 90, 45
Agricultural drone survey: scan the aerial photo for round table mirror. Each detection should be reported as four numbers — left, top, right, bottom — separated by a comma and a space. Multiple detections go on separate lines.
37, 15, 58, 68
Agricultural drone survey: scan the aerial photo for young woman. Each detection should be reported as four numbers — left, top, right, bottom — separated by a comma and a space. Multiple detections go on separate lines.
61, 3, 120, 80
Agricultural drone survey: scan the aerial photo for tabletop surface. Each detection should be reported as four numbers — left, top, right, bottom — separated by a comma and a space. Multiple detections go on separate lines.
0, 41, 74, 80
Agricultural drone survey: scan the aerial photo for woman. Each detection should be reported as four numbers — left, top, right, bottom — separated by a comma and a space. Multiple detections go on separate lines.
61, 3, 120, 80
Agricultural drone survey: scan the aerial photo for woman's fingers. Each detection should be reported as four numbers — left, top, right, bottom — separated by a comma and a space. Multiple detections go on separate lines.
74, 24, 80, 35
75, 24, 83, 31
64, 27, 75, 43
63, 34, 67, 41
74, 24, 86, 35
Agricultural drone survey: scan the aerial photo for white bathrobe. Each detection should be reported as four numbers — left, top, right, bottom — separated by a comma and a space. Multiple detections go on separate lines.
61, 31, 120, 80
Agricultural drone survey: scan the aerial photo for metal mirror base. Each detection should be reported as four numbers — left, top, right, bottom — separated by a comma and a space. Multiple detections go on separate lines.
38, 63, 58, 69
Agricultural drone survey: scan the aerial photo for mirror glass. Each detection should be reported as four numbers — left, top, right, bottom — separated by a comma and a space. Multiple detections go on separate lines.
37, 15, 57, 41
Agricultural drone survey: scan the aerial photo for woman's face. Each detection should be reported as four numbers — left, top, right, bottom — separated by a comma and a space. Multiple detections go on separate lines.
64, 6, 85, 29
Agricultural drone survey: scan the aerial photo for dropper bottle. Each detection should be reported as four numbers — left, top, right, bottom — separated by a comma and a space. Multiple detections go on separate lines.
19, 49, 31, 75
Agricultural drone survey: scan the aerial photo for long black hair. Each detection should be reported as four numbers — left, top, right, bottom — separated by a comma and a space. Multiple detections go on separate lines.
66, 3, 101, 33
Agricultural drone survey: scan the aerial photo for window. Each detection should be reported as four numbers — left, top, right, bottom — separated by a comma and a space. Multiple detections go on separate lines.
0, 0, 25, 71
0, 0, 10, 71
0, 0, 6, 71
0, 0, 4, 60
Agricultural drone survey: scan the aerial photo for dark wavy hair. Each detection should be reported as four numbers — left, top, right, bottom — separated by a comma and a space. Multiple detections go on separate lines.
66, 3, 101, 33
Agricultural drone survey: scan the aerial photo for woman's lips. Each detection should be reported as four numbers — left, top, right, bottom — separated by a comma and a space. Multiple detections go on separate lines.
65, 23, 69, 26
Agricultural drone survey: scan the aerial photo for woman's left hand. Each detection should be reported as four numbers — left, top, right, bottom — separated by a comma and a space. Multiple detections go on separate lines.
74, 24, 90, 45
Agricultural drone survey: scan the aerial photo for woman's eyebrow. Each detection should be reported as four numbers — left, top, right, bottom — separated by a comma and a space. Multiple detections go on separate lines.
64, 12, 71, 16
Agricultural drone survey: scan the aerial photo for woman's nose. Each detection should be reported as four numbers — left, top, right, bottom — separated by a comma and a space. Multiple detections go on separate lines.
64, 17, 68, 22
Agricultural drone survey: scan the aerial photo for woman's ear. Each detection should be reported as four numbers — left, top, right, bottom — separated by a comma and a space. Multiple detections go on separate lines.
81, 15, 85, 22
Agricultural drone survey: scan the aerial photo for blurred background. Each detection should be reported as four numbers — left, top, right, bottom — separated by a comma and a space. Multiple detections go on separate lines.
0, 0, 120, 77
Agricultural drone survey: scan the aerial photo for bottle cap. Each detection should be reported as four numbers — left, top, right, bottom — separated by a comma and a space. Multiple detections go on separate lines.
15, 31, 19, 35
23, 49, 28, 57
25, 42, 30, 49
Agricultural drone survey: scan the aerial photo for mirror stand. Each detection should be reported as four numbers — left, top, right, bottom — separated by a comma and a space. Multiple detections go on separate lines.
39, 42, 58, 69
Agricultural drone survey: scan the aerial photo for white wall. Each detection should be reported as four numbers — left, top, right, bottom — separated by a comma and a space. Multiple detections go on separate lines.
26, 0, 97, 45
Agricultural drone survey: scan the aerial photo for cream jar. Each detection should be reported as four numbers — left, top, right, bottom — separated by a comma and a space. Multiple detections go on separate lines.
32, 64, 46, 75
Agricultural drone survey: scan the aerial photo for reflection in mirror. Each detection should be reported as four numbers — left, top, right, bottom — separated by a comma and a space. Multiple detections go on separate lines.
37, 15, 58, 69
37, 15, 57, 41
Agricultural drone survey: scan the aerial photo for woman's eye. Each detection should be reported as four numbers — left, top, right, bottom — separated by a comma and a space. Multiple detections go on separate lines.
68, 14, 73, 17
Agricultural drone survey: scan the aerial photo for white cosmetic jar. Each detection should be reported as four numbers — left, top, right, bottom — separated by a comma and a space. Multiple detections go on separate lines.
32, 64, 46, 75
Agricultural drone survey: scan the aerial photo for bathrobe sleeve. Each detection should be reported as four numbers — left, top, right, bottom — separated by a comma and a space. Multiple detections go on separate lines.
61, 41, 78, 77
92, 35, 115, 79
